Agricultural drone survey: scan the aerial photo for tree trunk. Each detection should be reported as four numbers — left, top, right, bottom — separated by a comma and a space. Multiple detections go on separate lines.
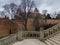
44, 14, 47, 25
25, 24, 27, 30
24, 18, 27, 31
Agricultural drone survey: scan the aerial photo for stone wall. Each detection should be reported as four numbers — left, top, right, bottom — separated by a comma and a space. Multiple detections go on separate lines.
0, 18, 17, 38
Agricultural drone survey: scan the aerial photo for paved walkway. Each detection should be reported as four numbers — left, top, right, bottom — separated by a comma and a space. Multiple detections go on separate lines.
13, 33, 60, 45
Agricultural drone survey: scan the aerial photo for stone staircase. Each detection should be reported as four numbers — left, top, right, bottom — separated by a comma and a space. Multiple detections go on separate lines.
13, 29, 60, 45
1, 23, 60, 45
13, 33, 60, 45
41, 33, 60, 45
12, 22, 60, 45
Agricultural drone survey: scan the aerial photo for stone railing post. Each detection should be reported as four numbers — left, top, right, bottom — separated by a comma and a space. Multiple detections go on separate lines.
40, 28, 44, 41
17, 30, 23, 41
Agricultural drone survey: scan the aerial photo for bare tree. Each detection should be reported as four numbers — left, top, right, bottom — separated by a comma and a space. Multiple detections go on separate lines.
42, 10, 47, 25
33, 14, 40, 31
46, 13, 51, 19
17, 0, 35, 30
3, 3, 18, 19
32, 8, 41, 31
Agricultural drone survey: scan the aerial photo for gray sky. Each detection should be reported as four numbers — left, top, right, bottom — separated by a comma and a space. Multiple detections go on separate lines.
35, 0, 60, 13
0, 0, 60, 18
0, 0, 21, 11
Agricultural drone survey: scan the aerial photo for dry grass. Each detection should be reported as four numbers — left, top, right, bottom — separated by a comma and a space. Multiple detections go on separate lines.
47, 19, 60, 25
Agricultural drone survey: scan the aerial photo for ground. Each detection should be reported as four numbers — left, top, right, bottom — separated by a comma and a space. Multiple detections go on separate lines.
13, 39, 44, 45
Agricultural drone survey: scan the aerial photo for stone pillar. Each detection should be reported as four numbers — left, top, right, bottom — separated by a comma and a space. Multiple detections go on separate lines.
17, 30, 23, 41
40, 28, 44, 41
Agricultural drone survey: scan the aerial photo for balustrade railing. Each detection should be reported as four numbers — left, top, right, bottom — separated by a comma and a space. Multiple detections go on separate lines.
44, 23, 60, 39
0, 23, 60, 45
17, 31, 40, 40
0, 34, 17, 45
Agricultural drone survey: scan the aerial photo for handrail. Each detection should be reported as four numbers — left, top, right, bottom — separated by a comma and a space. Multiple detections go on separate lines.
17, 31, 40, 40
0, 34, 17, 45
44, 23, 60, 39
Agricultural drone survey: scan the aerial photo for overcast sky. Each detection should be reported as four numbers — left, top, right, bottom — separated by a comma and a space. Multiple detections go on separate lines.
0, 0, 60, 18
35, 0, 60, 13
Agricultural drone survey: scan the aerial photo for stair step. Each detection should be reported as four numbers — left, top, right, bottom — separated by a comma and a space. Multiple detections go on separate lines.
49, 38, 60, 45
46, 39, 57, 45
54, 36, 60, 39
40, 41, 47, 45
53, 37, 60, 42
44, 40, 52, 45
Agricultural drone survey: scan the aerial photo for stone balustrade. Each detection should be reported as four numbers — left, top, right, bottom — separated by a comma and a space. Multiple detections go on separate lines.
0, 23, 60, 45
44, 23, 60, 39
0, 34, 17, 45
17, 31, 40, 40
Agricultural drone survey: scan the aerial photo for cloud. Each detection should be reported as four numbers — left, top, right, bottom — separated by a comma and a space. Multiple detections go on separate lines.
0, 0, 60, 18
0, 0, 21, 11
38, 4, 53, 13
0, 0, 60, 12
34, 0, 60, 18
36, 0, 60, 13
